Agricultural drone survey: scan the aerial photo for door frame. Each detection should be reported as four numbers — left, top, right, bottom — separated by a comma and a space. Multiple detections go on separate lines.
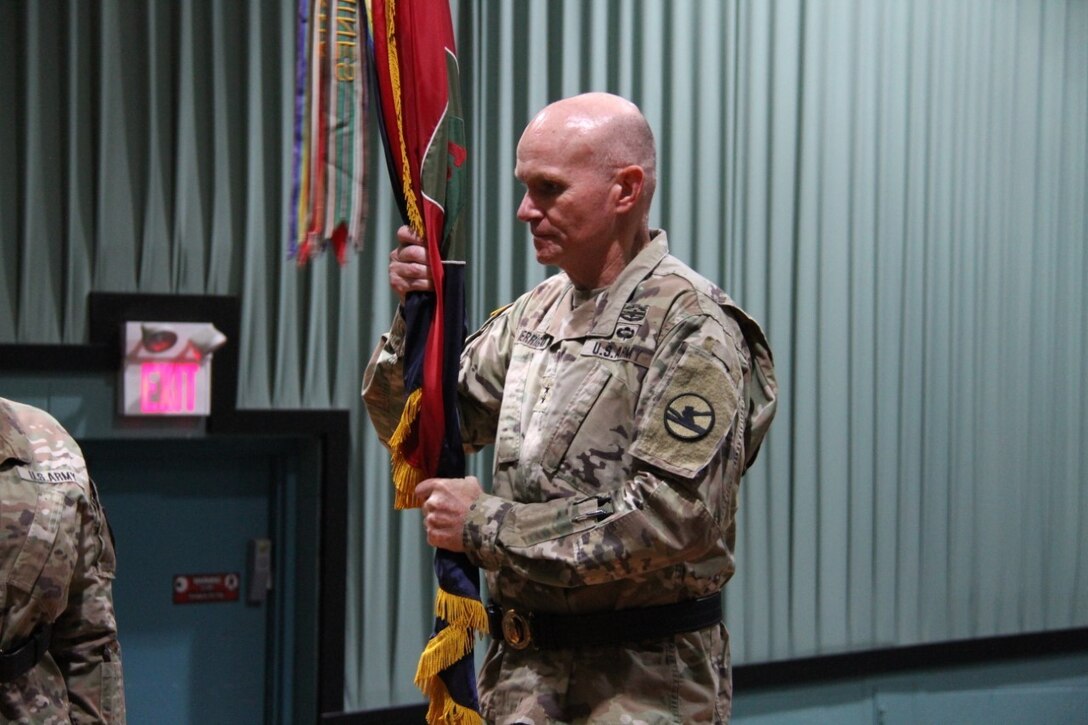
0, 292, 349, 721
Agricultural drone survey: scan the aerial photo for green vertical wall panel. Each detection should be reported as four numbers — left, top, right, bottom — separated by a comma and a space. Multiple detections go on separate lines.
0, 0, 1085, 711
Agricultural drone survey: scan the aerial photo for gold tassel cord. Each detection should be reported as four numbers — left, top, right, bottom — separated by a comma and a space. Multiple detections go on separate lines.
385, 0, 425, 238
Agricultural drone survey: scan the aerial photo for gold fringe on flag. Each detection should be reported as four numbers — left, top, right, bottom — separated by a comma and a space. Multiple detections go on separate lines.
414, 625, 473, 688
413, 591, 489, 697
434, 589, 490, 632
389, 388, 426, 509
421, 675, 485, 725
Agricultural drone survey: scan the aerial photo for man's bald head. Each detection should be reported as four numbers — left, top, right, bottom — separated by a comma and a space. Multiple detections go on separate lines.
524, 92, 657, 205
514, 93, 658, 287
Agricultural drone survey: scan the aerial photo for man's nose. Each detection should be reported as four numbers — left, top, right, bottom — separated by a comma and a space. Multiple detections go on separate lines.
516, 193, 538, 222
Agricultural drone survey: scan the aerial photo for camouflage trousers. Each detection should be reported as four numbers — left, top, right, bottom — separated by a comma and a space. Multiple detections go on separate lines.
478, 623, 732, 724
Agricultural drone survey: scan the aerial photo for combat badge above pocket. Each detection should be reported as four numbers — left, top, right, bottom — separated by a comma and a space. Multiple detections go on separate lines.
629, 342, 739, 479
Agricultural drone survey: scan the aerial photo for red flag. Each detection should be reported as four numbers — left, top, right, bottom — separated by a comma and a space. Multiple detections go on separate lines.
365, 1, 481, 723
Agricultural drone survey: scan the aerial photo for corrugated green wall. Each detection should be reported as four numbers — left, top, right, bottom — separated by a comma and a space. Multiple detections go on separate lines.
1, 0, 1085, 712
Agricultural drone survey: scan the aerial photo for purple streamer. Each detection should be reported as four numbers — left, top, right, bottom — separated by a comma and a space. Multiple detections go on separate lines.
288, 0, 310, 259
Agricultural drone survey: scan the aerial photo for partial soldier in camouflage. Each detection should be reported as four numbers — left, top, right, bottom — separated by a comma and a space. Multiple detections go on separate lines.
0, 398, 126, 723
364, 92, 777, 723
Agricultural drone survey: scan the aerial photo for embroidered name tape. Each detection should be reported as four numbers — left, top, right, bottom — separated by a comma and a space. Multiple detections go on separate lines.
16, 466, 78, 484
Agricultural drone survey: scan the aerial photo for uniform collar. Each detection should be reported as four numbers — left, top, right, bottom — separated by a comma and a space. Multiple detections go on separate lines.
588, 229, 669, 337
0, 398, 33, 466
537, 231, 670, 341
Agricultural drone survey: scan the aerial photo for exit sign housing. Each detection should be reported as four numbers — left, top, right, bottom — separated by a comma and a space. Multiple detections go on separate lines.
121, 322, 226, 417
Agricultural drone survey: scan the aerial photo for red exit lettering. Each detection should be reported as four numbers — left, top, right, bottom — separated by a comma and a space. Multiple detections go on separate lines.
141, 362, 199, 414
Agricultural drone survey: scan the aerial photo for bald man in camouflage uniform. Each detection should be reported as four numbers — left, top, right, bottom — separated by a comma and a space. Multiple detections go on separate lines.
365, 92, 777, 723
0, 398, 126, 723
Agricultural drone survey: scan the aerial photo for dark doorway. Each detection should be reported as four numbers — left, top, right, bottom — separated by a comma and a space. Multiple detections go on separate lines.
84, 436, 320, 724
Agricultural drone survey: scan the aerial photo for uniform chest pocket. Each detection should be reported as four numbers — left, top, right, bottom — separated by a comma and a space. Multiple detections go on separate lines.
539, 364, 614, 475
9, 487, 75, 608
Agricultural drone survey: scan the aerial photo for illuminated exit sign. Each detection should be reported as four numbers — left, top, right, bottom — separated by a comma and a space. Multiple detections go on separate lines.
139, 362, 200, 414
121, 322, 227, 417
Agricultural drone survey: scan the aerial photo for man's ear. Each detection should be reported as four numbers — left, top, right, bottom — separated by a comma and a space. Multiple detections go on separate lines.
613, 165, 645, 213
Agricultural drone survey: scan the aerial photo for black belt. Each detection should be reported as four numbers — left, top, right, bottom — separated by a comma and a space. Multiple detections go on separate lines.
0, 623, 52, 683
487, 595, 722, 651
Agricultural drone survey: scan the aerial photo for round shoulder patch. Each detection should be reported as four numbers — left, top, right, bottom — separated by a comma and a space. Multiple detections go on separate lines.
664, 393, 716, 441
630, 339, 741, 479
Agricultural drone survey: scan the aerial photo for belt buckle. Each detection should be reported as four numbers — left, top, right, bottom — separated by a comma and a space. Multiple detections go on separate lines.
500, 608, 533, 650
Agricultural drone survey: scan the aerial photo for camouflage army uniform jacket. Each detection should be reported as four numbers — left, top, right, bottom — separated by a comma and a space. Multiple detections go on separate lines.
0, 398, 126, 724
364, 231, 777, 723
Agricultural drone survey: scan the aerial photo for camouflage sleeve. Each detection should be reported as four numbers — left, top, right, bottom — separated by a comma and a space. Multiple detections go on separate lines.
463, 472, 724, 589
362, 308, 410, 446
51, 478, 125, 723
463, 312, 745, 589
457, 303, 516, 450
